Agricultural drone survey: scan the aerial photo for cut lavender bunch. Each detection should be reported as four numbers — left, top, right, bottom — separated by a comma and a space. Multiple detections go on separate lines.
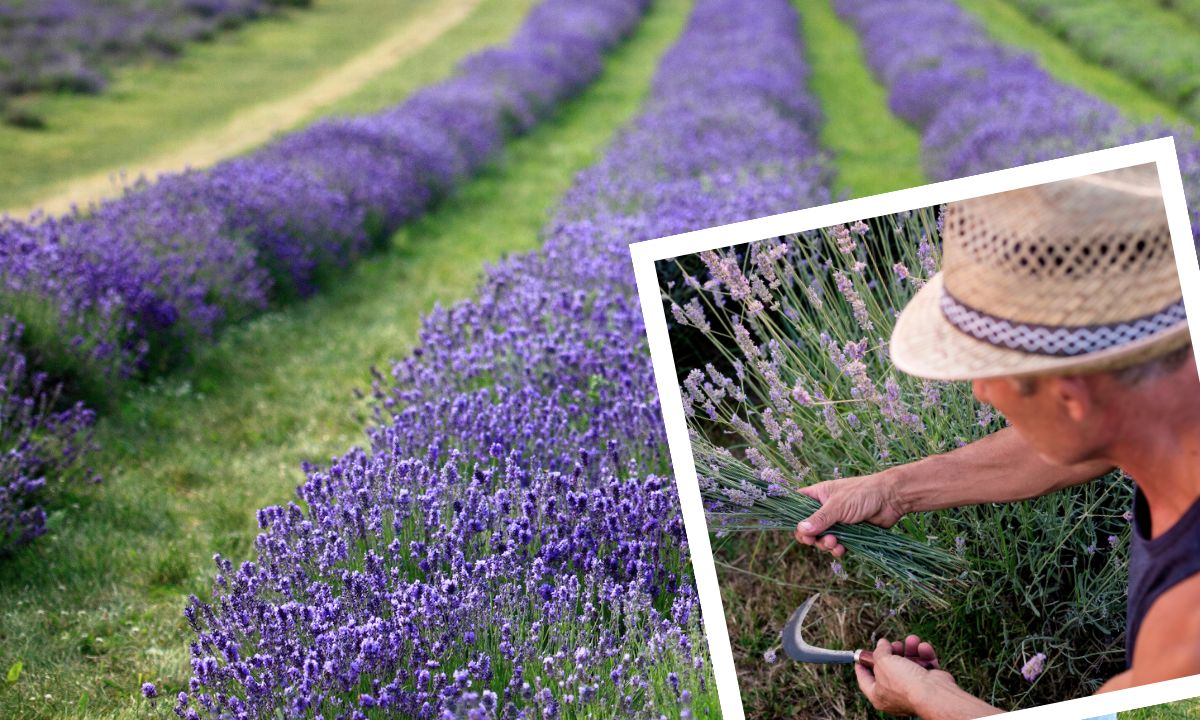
694, 436, 965, 609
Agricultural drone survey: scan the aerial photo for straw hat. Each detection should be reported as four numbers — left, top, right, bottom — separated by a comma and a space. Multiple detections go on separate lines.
890, 163, 1191, 381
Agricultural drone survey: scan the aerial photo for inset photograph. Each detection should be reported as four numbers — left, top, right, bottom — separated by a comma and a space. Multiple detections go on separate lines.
637, 148, 1200, 718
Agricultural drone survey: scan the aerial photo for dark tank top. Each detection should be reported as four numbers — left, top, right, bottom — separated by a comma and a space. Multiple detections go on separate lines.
1126, 485, 1200, 668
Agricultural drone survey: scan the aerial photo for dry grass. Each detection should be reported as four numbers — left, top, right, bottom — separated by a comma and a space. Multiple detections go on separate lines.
716, 533, 886, 719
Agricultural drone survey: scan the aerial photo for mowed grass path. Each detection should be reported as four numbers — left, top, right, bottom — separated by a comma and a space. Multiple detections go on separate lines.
798, 0, 926, 197
0, 0, 538, 214
0, 0, 692, 716
798, 0, 1194, 200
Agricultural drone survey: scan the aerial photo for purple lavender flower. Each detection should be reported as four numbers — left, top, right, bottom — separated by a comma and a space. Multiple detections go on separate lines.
0, 318, 98, 551
1021, 652, 1047, 682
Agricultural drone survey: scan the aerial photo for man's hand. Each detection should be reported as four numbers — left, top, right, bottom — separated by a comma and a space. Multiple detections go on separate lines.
855, 635, 943, 715
855, 636, 1004, 720
793, 471, 906, 557
794, 428, 1110, 558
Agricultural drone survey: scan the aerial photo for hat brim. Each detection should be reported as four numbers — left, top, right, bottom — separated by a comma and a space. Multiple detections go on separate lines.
890, 272, 1193, 381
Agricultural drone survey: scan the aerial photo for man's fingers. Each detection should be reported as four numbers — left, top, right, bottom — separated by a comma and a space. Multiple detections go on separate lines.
853, 661, 876, 697
904, 634, 921, 659
794, 526, 847, 557
797, 504, 836, 536
918, 641, 939, 670
875, 637, 894, 657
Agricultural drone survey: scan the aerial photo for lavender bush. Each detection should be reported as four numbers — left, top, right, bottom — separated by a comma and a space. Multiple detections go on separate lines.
0, 0, 649, 391
174, 0, 834, 716
667, 213, 1133, 709
0, 0, 648, 557
0, 317, 97, 552
833, 0, 1200, 246
0, 0, 308, 119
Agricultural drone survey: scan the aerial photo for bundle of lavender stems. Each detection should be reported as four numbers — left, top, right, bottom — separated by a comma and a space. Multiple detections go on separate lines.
694, 435, 965, 609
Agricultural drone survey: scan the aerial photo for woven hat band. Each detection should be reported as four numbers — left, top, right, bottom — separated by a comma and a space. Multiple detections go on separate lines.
939, 288, 1188, 357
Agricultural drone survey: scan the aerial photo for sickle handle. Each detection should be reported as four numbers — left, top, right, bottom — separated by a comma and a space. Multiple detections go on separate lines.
855, 650, 938, 671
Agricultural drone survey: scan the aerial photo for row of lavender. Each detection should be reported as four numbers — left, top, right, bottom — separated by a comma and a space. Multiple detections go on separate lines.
833, 0, 1200, 245
171, 0, 833, 716
0, 0, 649, 553
0, 0, 308, 113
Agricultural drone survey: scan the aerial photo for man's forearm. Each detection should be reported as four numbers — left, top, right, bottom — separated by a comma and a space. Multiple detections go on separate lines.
913, 678, 1005, 720
889, 427, 1113, 515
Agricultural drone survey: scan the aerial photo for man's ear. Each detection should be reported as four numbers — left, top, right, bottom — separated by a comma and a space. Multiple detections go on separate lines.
1050, 376, 1092, 423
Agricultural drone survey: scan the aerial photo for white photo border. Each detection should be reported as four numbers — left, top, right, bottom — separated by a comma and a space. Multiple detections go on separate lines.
629, 138, 1200, 720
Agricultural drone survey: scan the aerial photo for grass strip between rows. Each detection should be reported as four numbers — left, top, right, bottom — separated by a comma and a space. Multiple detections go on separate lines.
798, 0, 927, 197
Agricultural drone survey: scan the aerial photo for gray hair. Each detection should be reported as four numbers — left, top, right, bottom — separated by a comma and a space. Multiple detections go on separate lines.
1112, 344, 1194, 386
1006, 344, 1193, 396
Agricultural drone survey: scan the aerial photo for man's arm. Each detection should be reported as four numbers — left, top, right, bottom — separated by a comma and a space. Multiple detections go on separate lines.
796, 427, 1113, 555
1127, 574, 1200, 686
890, 426, 1113, 513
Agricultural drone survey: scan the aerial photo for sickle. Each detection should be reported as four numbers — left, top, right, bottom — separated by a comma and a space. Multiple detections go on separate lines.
780, 593, 936, 670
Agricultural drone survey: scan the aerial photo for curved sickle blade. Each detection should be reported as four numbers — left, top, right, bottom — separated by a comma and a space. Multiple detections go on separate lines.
781, 593, 856, 664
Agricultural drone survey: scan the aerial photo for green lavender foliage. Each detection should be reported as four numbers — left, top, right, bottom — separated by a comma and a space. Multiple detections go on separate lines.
664, 208, 1134, 707
1005, 0, 1200, 119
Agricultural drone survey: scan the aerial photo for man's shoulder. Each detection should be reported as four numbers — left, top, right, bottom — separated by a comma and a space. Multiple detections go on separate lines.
1131, 573, 1200, 685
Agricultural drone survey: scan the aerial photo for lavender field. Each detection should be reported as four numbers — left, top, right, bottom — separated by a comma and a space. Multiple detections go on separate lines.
1, 0, 1199, 717
0, 0, 309, 124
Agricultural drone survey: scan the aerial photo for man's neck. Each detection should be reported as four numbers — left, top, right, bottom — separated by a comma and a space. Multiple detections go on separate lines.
1107, 366, 1200, 539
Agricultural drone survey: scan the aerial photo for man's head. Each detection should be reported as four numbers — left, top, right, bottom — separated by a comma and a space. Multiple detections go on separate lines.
888, 164, 1193, 463
971, 344, 1196, 466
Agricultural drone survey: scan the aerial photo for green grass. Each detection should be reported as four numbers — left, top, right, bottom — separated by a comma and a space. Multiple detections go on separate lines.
956, 0, 1194, 127
1121, 698, 1200, 719
1163, 0, 1200, 25
0, 0, 692, 714
0, 0, 540, 212
798, 0, 927, 197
